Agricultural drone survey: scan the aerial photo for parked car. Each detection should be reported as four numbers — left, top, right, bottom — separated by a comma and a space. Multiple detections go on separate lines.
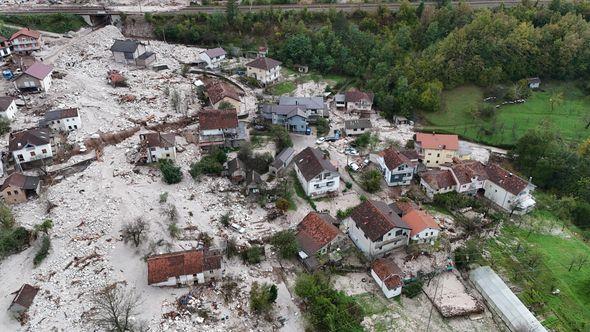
316, 137, 326, 144
231, 223, 245, 234
348, 161, 360, 172
344, 147, 359, 156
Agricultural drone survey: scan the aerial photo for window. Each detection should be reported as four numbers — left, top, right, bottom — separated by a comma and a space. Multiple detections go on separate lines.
395, 230, 402, 236
437, 153, 440, 157
41, 149, 47, 154
14, 190, 18, 195
30, 151, 36, 157
324, 172, 330, 178
327, 181, 334, 186
7, 192, 11, 196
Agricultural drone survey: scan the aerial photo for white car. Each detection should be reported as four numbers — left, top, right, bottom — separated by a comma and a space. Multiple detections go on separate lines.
345, 148, 359, 156
231, 223, 246, 234
316, 137, 326, 144
348, 162, 360, 172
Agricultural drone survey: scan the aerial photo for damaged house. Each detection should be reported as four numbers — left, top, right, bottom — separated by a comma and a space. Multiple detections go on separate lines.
14, 62, 53, 93
139, 131, 176, 163
198, 108, 245, 148
337, 89, 374, 113
295, 212, 346, 271
199, 47, 226, 69
0, 96, 17, 120
204, 81, 242, 111
147, 249, 222, 287
414, 132, 459, 167
8, 284, 39, 317
401, 208, 440, 244
0, 173, 41, 204
343, 200, 411, 259
110, 39, 156, 67
9, 28, 43, 54
269, 147, 295, 176
40, 108, 81, 132
9, 128, 53, 165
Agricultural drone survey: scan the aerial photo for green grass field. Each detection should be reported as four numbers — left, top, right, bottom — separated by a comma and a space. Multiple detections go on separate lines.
422, 82, 590, 147
484, 219, 590, 331
266, 81, 296, 95
0, 14, 87, 34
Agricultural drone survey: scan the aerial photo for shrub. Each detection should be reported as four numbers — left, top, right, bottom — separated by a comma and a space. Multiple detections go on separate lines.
226, 237, 239, 258
345, 181, 353, 189
189, 149, 227, 178
270, 125, 293, 151
238, 144, 274, 173
270, 230, 298, 259
360, 169, 382, 193
275, 198, 290, 212
0, 118, 11, 136
241, 245, 264, 264
33, 236, 51, 266
403, 280, 423, 298
0, 226, 30, 258
168, 223, 181, 239
454, 240, 482, 270
121, 218, 148, 247
159, 159, 182, 184
159, 192, 169, 203
220, 212, 231, 227
336, 207, 354, 219
34, 219, 53, 235
315, 117, 330, 136
250, 282, 278, 314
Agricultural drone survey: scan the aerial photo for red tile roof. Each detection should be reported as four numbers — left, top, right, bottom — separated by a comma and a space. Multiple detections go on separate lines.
147, 249, 221, 285
199, 108, 238, 130
246, 57, 281, 70
372, 258, 403, 290
140, 132, 175, 148
449, 160, 488, 185
10, 28, 41, 41
401, 209, 440, 237
380, 146, 410, 170
205, 81, 240, 105
350, 200, 410, 242
484, 163, 530, 195
415, 133, 459, 151
345, 89, 374, 103
296, 212, 340, 255
420, 169, 457, 190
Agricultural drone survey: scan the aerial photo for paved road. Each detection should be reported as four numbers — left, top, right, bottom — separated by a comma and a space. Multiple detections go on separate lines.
0, 1, 551, 15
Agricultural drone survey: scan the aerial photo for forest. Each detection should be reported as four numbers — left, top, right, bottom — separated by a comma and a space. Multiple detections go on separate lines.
146, 0, 590, 120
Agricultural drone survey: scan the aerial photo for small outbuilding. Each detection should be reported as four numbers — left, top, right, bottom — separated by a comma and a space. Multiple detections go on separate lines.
269, 147, 295, 176
0, 172, 41, 204
14, 62, 53, 93
8, 284, 39, 316
371, 258, 404, 298
527, 77, 541, 89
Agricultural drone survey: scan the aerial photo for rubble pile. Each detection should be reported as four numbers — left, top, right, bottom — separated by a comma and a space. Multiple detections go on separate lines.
423, 272, 485, 318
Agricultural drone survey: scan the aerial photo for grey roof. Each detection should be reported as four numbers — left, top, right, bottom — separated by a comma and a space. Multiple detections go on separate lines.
335, 94, 345, 102
279, 96, 326, 111
110, 39, 142, 53
0, 96, 15, 112
294, 147, 337, 181
137, 51, 155, 60
261, 104, 308, 119
9, 128, 51, 151
246, 57, 281, 70
204, 47, 226, 58
1, 173, 40, 191
345, 119, 372, 130
470, 266, 547, 332
271, 147, 295, 169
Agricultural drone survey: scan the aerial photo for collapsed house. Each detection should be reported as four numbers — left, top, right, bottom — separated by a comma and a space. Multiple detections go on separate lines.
0, 172, 41, 204
198, 108, 246, 148
110, 39, 156, 67
147, 249, 222, 287
40, 108, 81, 132
8, 284, 39, 316
139, 131, 176, 163
9, 128, 53, 166
295, 212, 346, 271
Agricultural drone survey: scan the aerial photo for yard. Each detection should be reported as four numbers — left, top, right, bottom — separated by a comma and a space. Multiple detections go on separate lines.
483, 216, 590, 331
421, 82, 590, 147
265, 81, 296, 95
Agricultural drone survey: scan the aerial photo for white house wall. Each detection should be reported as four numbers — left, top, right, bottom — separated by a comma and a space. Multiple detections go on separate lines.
0, 101, 17, 120
371, 269, 401, 298
12, 143, 53, 164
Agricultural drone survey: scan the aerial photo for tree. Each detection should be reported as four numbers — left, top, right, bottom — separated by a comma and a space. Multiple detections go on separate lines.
33, 235, 51, 266
270, 125, 293, 151
315, 117, 330, 136
218, 101, 234, 110
241, 245, 264, 264
91, 285, 142, 332
159, 159, 182, 184
121, 218, 148, 247
275, 198, 290, 212
0, 118, 10, 135
34, 219, 53, 236
225, 0, 238, 25
360, 169, 382, 193
250, 282, 277, 315
270, 230, 298, 259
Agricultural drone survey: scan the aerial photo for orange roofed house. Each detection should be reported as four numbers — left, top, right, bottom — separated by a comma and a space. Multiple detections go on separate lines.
295, 212, 347, 270
147, 249, 222, 287
414, 133, 459, 167
10, 28, 43, 54
401, 208, 440, 244
198, 108, 246, 148
371, 258, 404, 298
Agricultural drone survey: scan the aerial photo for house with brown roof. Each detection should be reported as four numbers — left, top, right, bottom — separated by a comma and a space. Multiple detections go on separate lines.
0, 173, 40, 204
0, 96, 17, 120
401, 208, 440, 244
344, 200, 411, 258
8, 284, 39, 316
371, 258, 404, 298
372, 146, 416, 186
139, 132, 176, 163
205, 81, 242, 111
293, 147, 340, 197
9, 28, 43, 54
441, 160, 535, 214
245, 57, 281, 84
198, 108, 245, 148
296, 212, 346, 270
269, 147, 295, 176
14, 62, 53, 92
41, 108, 81, 132
419, 169, 457, 198
343, 89, 374, 113
9, 128, 53, 165
147, 249, 222, 287
414, 133, 459, 167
